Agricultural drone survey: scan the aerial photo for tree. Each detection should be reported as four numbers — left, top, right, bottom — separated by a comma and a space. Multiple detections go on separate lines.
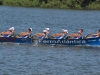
0, 0, 3, 5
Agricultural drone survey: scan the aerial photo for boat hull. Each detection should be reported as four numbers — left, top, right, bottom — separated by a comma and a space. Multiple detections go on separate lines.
0, 37, 32, 44
38, 38, 100, 46
0, 37, 100, 46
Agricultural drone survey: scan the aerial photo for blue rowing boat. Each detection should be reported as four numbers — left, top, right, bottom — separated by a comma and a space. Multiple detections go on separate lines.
0, 37, 32, 44
0, 37, 100, 46
37, 37, 100, 46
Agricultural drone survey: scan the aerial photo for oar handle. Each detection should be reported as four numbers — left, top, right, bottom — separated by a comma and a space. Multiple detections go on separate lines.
85, 33, 93, 38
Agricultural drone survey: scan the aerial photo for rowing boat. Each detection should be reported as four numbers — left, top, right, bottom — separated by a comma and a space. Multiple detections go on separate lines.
0, 37, 32, 44
36, 37, 100, 46
0, 36, 100, 46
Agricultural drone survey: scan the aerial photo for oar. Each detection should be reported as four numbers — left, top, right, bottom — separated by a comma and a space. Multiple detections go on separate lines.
85, 33, 93, 38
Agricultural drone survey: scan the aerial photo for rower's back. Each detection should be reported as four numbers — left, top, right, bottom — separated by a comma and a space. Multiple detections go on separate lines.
57, 30, 68, 39
98, 30, 100, 37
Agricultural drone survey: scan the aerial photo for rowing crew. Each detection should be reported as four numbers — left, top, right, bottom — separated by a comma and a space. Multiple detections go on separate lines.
33, 28, 100, 39
0, 27, 32, 38
0, 27, 100, 39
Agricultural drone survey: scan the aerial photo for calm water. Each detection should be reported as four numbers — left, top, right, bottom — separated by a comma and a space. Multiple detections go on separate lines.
0, 6, 100, 75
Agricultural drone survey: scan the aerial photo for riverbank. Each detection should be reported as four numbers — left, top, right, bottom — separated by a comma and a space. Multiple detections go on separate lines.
0, 0, 100, 10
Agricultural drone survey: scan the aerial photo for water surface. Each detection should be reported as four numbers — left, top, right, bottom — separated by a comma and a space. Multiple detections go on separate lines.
0, 6, 100, 75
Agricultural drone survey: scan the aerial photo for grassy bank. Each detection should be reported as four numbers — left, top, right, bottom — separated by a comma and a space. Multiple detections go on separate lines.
0, 0, 100, 9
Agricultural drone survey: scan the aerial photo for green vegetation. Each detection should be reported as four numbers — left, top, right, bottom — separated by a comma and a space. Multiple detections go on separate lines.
0, 0, 3, 5
0, 0, 100, 9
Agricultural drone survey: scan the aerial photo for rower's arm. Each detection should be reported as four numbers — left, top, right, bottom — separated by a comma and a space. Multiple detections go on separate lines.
34, 33, 44, 37
92, 33, 99, 36
19, 32, 28, 36
52, 33, 62, 37
1, 31, 10, 35
19, 32, 29, 36
70, 33, 79, 37
38, 34, 44, 37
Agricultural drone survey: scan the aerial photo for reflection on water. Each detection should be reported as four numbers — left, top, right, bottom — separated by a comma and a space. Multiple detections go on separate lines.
0, 6, 100, 75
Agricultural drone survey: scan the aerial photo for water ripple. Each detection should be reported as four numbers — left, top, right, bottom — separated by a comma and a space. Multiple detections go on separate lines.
0, 6, 100, 75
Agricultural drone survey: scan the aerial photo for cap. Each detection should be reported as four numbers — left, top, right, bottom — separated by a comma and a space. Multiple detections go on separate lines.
45, 28, 49, 30
64, 30, 68, 33
9, 27, 14, 30
43, 30, 46, 32
29, 28, 32, 31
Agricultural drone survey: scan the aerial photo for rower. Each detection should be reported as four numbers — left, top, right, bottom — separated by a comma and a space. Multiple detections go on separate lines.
0, 27, 14, 37
51, 29, 68, 39
45, 28, 49, 37
17, 28, 32, 38
42, 30, 48, 39
33, 30, 48, 39
69, 29, 83, 39
86, 29, 100, 38
33, 28, 49, 39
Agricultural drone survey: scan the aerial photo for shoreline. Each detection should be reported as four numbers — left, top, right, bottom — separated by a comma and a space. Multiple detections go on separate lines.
1, 5, 100, 10
0, 0, 100, 10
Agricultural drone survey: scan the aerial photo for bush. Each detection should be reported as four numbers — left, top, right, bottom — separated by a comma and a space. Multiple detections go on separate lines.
40, 1, 46, 7
0, 0, 3, 5
87, 2, 100, 9
2, 0, 100, 9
